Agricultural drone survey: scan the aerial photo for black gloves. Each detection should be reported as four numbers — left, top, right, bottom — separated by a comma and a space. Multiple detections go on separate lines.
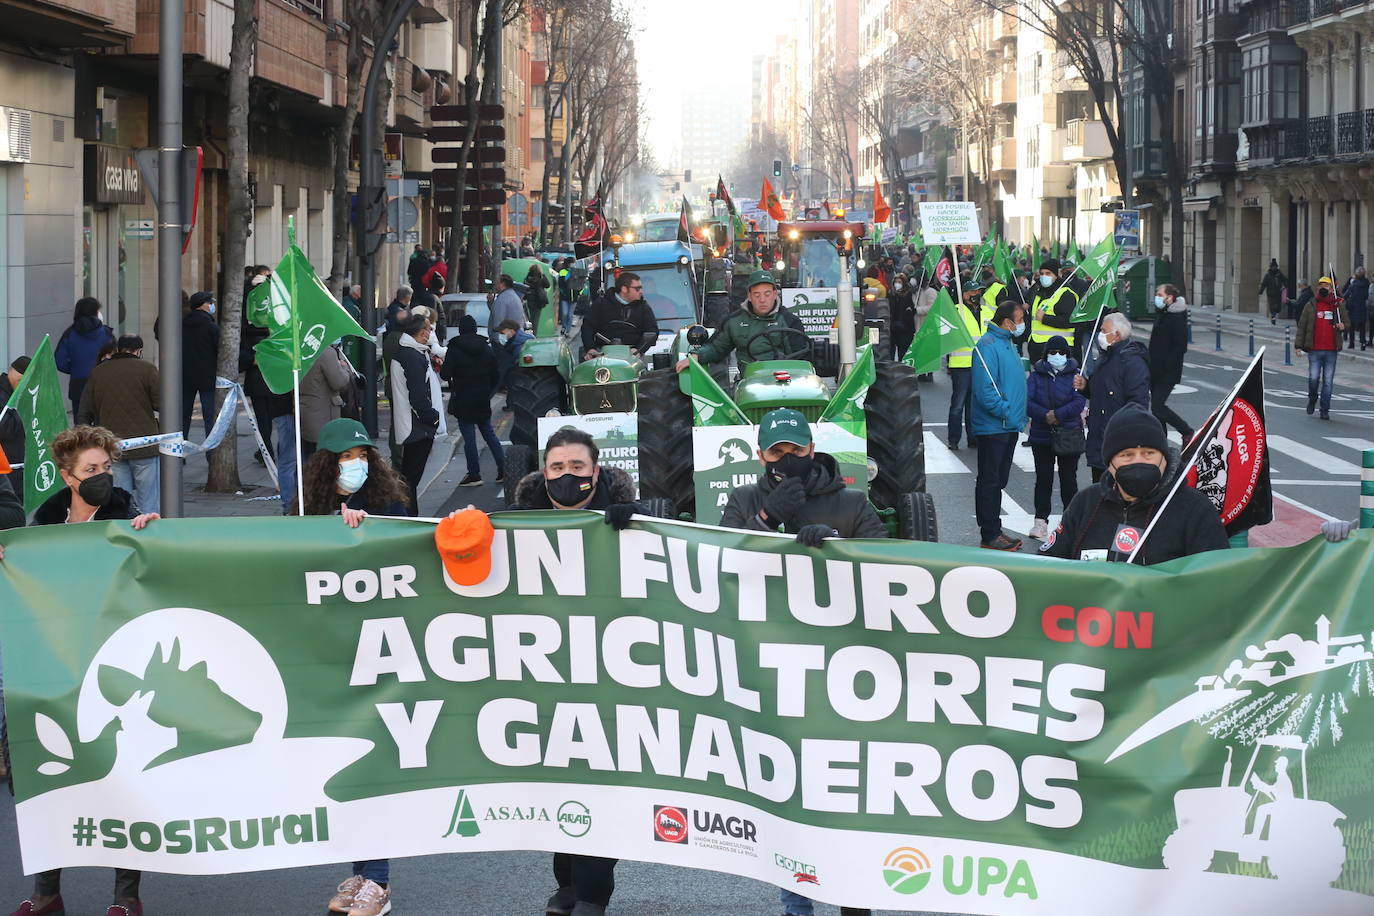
795, 524, 837, 548
761, 477, 807, 529
605, 502, 645, 531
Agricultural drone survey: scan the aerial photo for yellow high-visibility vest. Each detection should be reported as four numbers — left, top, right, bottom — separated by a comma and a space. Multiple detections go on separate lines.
1030, 284, 1079, 344
947, 300, 986, 369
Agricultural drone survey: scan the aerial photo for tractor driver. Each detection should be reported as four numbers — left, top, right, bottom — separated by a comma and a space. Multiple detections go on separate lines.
581, 270, 660, 359
675, 269, 808, 375
1249, 756, 1294, 838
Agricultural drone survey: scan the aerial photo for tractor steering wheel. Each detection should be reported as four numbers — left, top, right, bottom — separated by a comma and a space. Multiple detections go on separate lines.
595, 319, 644, 349
744, 326, 814, 362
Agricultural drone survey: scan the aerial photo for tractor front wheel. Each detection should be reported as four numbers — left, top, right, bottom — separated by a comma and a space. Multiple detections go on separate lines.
502, 444, 537, 507
636, 369, 696, 518
866, 359, 925, 508
896, 491, 938, 541
508, 367, 566, 448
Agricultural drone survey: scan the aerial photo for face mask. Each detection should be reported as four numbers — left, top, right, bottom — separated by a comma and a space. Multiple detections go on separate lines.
77, 471, 114, 507
1039, 275, 1054, 288
766, 452, 814, 484
1098, 332, 1112, 351
1047, 353, 1067, 370
1154, 295, 1166, 309
1012, 322, 1026, 337
252, 274, 267, 286
207, 303, 217, 316
96, 311, 105, 324
338, 458, 369, 494
547, 472, 595, 506
1113, 462, 1163, 499
1318, 288, 1330, 298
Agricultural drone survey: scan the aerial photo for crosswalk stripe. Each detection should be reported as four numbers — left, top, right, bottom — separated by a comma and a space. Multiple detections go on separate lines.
1328, 437, 1374, 454
923, 431, 971, 475
1266, 435, 1362, 475
1011, 441, 1037, 473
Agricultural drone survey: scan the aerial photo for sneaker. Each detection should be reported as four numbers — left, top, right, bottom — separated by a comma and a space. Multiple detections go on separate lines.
329, 876, 365, 913
347, 880, 391, 916
9, 898, 65, 916
494, 470, 506, 484
545, 887, 575, 916
1307, 399, 1316, 415
947, 439, 960, 451
980, 533, 1023, 551
569, 904, 606, 916
1320, 411, 1331, 420
1029, 518, 1049, 540
459, 473, 482, 487
104, 904, 141, 916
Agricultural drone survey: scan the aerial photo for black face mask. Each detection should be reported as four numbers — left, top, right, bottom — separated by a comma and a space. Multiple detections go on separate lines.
1112, 462, 1163, 499
77, 472, 115, 507
767, 452, 814, 484
546, 472, 595, 506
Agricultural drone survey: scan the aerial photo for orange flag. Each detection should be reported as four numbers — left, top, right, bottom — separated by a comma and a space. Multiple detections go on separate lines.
0, 443, 10, 475
873, 180, 891, 224
760, 176, 786, 221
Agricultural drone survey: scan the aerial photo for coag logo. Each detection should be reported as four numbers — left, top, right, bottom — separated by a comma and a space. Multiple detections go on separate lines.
653, 804, 688, 843
882, 847, 932, 895
557, 800, 591, 837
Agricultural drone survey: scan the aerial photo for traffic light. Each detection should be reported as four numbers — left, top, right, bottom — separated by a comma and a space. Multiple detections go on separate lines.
772, 159, 782, 177
684, 169, 692, 183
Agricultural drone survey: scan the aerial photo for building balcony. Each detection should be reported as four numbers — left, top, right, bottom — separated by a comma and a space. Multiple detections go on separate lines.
1064, 118, 1113, 161
1286, 0, 1374, 32
992, 69, 1017, 107
946, 153, 965, 178
901, 150, 937, 178
1043, 164, 1072, 197
993, 137, 1016, 173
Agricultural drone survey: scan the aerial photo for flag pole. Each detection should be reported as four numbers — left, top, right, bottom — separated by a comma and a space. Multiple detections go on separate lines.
292, 367, 305, 517
1125, 348, 1266, 563
1079, 305, 1110, 378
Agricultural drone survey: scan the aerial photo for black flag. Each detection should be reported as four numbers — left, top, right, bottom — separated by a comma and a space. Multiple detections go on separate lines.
1182, 352, 1273, 536
676, 195, 693, 243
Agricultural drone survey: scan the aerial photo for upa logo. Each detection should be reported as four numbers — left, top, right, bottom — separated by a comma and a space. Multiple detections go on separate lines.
882, 847, 932, 894
653, 805, 688, 843
557, 800, 592, 838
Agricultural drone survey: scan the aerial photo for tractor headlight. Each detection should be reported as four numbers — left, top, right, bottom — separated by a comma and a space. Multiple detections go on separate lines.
866, 458, 879, 482
856, 258, 867, 269
545, 409, 563, 418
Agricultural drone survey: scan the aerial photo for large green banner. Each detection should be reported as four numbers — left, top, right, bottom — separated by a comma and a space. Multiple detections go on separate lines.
1, 516, 1372, 914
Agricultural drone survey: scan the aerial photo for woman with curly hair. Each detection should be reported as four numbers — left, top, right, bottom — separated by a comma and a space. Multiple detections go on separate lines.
295, 418, 410, 526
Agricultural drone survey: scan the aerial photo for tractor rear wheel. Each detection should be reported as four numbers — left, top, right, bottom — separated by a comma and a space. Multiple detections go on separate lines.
502, 444, 537, 507
866, 359, 925, 508
704, 294, 733, 329
1161, 829, 1215, 872
508, 367, 566, 448
896, 491, 938, 541
636, 369, 696, 518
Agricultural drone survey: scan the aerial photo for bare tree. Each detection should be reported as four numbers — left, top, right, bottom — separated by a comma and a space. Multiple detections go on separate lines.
328, 2, 379, 298
802, 73, 860, 206
206, 0, 257, 492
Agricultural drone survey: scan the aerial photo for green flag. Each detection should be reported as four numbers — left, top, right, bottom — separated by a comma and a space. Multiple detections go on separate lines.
4, 336, 70, 514
920, 245, 942, 277
992, 241, 1016, 288
1081, 236, 1118, 281
903, 288, 975, 371
246, 241, 369, 395
970, 227, 998, 278
1031, 233, 1039, 260
1071, 247, 1122, 323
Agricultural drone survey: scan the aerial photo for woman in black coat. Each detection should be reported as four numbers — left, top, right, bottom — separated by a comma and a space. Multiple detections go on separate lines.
440, 315, 508, 487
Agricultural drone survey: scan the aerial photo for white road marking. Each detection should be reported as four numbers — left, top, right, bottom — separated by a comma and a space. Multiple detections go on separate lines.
1273, 491, 1338, 523
999, 491, 1060, 536
1328, 437, 1374, 454
1270, 479, 1362, 486
923, 431, 971, 475
1266, 435, 1362, 475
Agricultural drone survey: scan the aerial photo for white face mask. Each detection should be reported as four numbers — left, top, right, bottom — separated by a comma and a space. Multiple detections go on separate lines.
1039, 275, 1054, 288
1047, 353, 1068, 370
252, 274, 267, 286
1154, 295, 1166, 309
1098, 331, 1112, 351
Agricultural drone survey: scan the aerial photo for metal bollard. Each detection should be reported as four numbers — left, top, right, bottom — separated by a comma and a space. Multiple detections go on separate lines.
1248, 318, 1255, 357
1214, 313, 1223, 351
1363, 449, 1374, 529
1187, 315, 1193, 344
1284, 325, 1292, 365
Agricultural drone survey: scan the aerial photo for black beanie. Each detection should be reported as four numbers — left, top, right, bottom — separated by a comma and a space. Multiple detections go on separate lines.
1039, 259, 1061, 274
1045, 335, 1070, 354
1102, 404, 1168, 464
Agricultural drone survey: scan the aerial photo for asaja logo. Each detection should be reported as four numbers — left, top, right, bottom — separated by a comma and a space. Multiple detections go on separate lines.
882, 847, 932, 894
653, 804, 688, 843
557, 800, 592, 838
301, 323, 327, 359
441, 788, 480, 838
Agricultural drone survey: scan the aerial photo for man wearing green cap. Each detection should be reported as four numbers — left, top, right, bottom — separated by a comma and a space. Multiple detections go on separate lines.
719, 407, 886, 545
675, 269, 808, 375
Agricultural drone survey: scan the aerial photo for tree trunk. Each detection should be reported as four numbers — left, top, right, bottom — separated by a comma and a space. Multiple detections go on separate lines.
329, 5, 369, 298
206, 0, 256, 493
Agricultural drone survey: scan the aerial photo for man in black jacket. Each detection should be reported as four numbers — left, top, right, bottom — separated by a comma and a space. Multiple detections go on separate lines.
580, 271, 659, 358
1040, 405, 1227, 565
182, 291, 220, 441
720, 408, 887, 545
1148, 284, 1192, 442
1075, 312, 1151, 481
0, 356, 29, 494
388, 315, 441, 513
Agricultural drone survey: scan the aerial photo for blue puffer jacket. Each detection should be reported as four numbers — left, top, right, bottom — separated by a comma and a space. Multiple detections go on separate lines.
970, 323, 1028, 436
1026, 357, 1086, 446
54, 315, 114, 381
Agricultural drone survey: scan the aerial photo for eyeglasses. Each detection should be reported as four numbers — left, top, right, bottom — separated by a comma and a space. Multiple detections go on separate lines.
629, 285, 643, 290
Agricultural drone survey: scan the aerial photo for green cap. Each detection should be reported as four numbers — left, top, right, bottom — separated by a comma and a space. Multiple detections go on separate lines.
747, 269, 779, 290
757, 408, 812, 450
317, 418, 373, 454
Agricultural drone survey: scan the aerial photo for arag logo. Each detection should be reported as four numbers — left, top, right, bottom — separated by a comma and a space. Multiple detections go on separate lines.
557, 800, 591, 838
653, 804, 688, 843
882, 847, 932, 895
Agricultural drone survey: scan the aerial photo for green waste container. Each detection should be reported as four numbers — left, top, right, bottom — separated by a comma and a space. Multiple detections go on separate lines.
1119, 256, 1173, 321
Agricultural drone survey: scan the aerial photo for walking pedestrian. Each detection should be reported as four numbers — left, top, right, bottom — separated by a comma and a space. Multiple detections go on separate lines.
1290, 278, 1312, 321
971, 300, 1029, 550
488, 274, 526, 337
298, 343, 355, 458
1258, 258, 1287, 324
1026, 335, 1085, 541
75, 335, 161, 514
1295, 276, 1349, 420
945, 285, 986, 449
385, 286, 413, 333
1341, 265, 1369, 350
0, 356, 30, 494
889, 271, 916, 361
1076, 312, 1150, 481
389, 314, 442, 511
1148, 284, 1193, 442
440, 315, 507, 488
556, 258, 576, 335
181, 291, 221, 441
53, 297, 114, 419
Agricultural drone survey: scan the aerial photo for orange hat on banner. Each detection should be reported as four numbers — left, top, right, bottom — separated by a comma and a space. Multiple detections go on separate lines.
434, 508, 495, 586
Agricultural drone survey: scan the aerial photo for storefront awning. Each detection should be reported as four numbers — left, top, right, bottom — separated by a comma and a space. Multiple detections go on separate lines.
1182, 196, 1218, 213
